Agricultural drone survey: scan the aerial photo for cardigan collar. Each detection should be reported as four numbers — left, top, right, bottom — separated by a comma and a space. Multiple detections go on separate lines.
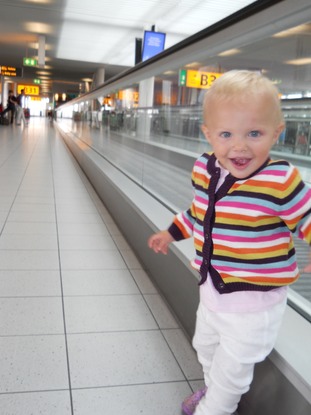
206, 152, 271, 181
205, 153, 271, 200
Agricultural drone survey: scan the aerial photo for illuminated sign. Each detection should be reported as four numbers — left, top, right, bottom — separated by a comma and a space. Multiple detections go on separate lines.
142, 31, 166, 61
179, 69, 187, 86
0, 65, 22, 77
23, 57, 38, 67
118, 90, 139, 103
186, 70, 222, 89
17, 85, 40, 96
33, 79, 41, 84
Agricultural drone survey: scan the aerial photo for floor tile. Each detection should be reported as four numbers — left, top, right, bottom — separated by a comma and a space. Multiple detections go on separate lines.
60, 249, 127, 270
0, 250, 59, 270
144, 294, 180, 329
67, 331, 186, 388
0, 212, 10, 223
58, 234, 116, 250
188, 380, 206, 394
0, 234, 58, 250
0, 335, 69, 393
14, 196, 55, 205
7, 210, 56, 222
0, 297, 64, 335
11, 202, 56, 213
55, 188, 90, 198
55, 199, 97, 212
72, 382, 191, 415
0, 270, 61, 297
0, 390, 72, 415
162, 329, 204, 380
64, 295, 157, 333
56, 211, 104, 224
57, 222, 109, 236
17, 189, 54, 198
2, 222, 57, 235
62, 269, 139, 296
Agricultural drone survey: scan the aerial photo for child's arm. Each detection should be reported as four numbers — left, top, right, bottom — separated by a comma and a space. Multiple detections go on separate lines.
148, 230, 175, 255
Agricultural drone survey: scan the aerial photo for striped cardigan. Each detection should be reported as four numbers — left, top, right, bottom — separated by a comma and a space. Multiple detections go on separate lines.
168, 153, 311, 293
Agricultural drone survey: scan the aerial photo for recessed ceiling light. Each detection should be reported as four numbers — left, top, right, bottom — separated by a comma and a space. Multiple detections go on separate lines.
218, 49, 241, 57
36, 71, 51, 76
185, 62, 202, 68
24, 22, 54, 34
285, 58, 311, 65
273, 24, 311, 38
23, 0, 53, 5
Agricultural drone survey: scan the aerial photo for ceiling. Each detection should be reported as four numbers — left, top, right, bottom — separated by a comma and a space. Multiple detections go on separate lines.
0, 0, 256, 96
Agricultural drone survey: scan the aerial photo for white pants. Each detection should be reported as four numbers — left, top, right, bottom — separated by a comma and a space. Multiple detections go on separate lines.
192, 299, 287, 415
15, 105, 26, 125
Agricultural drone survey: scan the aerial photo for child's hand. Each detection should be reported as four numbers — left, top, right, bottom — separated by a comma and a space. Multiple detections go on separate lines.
148, 230, 174, 255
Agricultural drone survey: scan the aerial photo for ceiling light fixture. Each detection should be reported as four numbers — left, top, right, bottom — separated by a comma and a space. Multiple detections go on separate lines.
285, 57, 311, 65
218, 48, 241, 56
24, 22, 54, 34
273, 23, 311, 38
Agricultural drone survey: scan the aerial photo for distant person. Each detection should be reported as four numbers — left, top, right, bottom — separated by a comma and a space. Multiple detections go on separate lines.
15, 89, 28, 126
148, 70, 311, 415
0, 90, 17, 124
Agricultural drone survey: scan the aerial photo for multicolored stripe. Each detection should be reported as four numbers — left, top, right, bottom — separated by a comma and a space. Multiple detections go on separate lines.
168, 153, 311, 293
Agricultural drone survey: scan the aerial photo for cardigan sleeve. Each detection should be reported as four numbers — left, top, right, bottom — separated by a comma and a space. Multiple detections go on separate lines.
168, 207, 196, 241
278, 165, 311, 244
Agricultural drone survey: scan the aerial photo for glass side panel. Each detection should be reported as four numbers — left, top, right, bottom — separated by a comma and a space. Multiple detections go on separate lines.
56, 19, 311, 316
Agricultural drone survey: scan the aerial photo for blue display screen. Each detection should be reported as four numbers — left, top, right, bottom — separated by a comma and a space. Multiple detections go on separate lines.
142, 31, 166, 62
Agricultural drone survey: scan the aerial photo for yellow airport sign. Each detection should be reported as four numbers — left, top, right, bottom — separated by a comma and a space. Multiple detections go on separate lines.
186, 70, 222, 89
17, 85, 40, 96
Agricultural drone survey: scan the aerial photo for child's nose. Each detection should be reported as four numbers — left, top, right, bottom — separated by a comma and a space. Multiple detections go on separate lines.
233, 136, 247, 151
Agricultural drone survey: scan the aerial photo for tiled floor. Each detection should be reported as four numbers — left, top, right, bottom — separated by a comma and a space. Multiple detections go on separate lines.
0, 119, 203, 414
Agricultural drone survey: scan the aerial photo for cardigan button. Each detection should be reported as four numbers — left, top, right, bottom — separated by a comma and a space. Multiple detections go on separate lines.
218, 282, 225, 290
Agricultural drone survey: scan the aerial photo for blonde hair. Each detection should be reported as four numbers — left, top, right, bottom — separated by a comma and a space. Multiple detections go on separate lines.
203, 70, 284, 125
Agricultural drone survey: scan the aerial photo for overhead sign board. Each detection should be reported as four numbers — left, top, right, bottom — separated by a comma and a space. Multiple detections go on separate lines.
179, 69, 187, 86
142, 31, 166, 62
0, 65, 22, 77
23, 57, 38, 67
118, 90, 139, 103
182, 70, 222, 89
17, 84, 40, 96
186, 70, 222, 89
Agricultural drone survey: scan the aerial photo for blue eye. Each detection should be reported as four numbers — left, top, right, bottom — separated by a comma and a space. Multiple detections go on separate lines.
220, 131, 231, 138
249, 130, 260, 137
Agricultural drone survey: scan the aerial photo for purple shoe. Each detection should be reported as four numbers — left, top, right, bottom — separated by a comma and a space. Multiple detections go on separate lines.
182, 387, 207, 415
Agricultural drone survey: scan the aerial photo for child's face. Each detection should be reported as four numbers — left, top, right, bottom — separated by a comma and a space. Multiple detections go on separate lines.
201, 95, 284, 179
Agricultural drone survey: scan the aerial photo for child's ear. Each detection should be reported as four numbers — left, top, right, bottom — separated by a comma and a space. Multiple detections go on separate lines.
201, 124, 211, 143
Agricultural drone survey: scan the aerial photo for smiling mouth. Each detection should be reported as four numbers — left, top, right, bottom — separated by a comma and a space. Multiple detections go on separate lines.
230, 158, 251, 167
